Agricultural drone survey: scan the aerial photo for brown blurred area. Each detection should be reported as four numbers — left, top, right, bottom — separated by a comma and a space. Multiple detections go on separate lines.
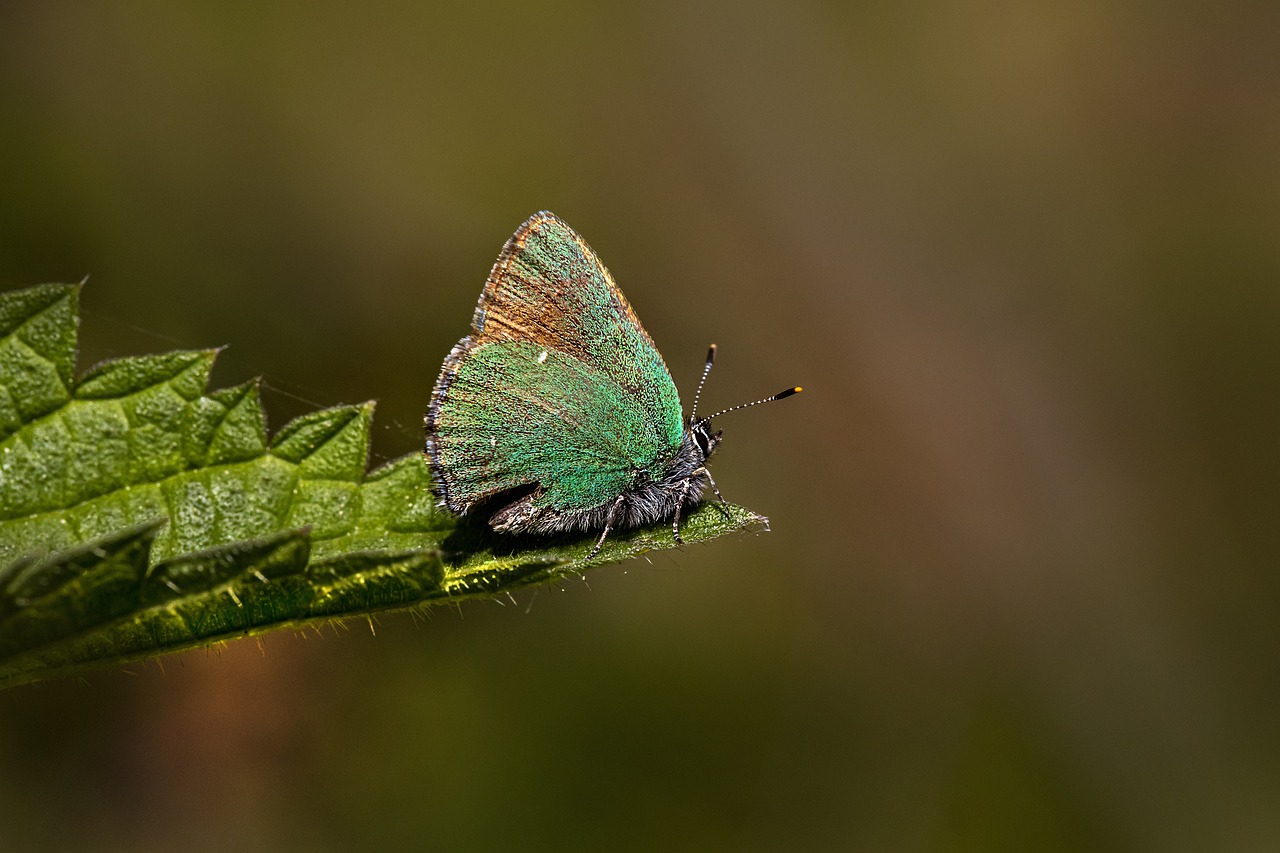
2, 2, 1278, 850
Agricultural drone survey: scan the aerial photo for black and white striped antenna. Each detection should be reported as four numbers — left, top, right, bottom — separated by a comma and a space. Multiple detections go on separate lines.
689, 343, 801, 424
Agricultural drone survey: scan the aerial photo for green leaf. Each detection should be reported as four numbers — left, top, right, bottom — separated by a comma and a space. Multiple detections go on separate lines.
0, 283, 766, 689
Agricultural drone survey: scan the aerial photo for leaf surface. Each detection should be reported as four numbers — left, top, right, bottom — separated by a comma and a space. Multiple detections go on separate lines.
0, 284, 765, 688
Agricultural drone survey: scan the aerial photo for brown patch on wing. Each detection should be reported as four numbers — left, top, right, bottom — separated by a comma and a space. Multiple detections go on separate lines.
468, 211, 656, 359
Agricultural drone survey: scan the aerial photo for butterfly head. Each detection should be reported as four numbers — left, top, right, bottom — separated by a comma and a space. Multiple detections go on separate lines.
690, 418, 722, 463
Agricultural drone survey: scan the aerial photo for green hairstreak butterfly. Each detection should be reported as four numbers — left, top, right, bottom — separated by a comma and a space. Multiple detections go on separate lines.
425, 211, 800, 558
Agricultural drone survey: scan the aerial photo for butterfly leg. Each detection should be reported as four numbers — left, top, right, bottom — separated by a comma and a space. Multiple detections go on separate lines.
671, 477, 695, 545
586, 495, 626, 561
696, 467, 733, 521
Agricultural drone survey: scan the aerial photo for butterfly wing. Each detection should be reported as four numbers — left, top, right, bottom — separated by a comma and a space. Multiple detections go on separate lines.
427, 212, 685, 516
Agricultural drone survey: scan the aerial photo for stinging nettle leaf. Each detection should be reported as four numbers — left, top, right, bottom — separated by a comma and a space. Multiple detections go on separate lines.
0, 282, 765, 689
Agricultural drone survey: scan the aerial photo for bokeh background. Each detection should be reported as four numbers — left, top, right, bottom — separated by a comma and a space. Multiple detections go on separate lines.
2, 3, 1278, 851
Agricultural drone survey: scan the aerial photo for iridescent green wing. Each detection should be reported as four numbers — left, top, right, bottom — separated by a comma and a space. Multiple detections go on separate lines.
472, 212, 683, 442
428, 212, 685, 513
431, 340, 670, 512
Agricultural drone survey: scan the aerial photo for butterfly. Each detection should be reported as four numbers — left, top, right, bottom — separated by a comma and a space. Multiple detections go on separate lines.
425, 212, 799, 558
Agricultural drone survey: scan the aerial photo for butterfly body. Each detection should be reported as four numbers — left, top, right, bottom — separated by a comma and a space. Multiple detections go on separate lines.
426, 212, 720, 553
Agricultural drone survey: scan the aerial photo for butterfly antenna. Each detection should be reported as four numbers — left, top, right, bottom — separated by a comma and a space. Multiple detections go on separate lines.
689, 344, 717, 423
702, 386, 802, 422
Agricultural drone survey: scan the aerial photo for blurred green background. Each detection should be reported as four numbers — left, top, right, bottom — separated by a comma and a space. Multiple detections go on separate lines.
2, 2, 1278, 851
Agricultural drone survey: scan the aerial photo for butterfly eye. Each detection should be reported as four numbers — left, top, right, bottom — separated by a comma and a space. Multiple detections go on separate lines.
692, 422, 714, 458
